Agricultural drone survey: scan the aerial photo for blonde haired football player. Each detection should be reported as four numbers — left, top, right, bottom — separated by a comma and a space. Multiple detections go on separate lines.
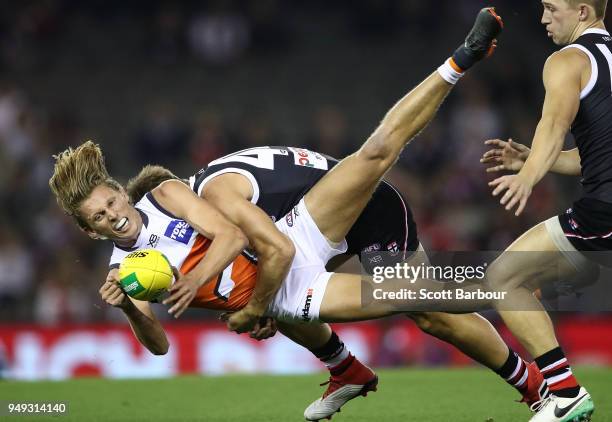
51, 8, 509, 421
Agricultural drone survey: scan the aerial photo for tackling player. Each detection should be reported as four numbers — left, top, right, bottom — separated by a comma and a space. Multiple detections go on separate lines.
127, 148, 544, 419
479, 0, 610, 420
50, 7, 511, 421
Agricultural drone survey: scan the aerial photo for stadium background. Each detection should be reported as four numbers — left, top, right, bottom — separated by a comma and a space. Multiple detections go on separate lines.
1, 0, 612, 382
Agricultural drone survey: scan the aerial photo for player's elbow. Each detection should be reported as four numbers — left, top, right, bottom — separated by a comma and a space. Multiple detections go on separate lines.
271, 235, 296, 265
219, 224, 249, 252
231, 226, 249, 250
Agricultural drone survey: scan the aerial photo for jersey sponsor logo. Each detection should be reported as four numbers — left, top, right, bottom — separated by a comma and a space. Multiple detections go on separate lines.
302, 288, 314, 322
569, 218, 579, 230
368, 255, 383, 264
147, 234, 160, 248
387, 241, 399, 256
286, 211, 294, 227
363, 243, 381, 253
290, 148, 329, 170
164, 220, 194, 244
565, 207, 580, 230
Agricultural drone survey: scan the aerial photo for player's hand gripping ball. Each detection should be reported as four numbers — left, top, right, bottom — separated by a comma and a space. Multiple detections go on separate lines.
119, 249, 173, 301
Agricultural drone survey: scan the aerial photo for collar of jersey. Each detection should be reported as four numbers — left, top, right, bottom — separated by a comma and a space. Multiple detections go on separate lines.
581, 28, 610, 36
113, 209, 148, 252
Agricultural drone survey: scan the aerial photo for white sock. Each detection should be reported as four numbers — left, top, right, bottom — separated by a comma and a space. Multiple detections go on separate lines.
323, 346, 350, 369
437, 58, 464, 85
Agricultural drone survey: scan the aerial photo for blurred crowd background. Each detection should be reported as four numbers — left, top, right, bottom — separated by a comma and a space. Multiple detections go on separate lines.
0, 0, 608, 325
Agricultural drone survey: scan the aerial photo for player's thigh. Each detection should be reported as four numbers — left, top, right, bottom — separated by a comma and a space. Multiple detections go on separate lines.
487, 221, 577, 291
319, 272, 401, 322
304, 153, 392, 244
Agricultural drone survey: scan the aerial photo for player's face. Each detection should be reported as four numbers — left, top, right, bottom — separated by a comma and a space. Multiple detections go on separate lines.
79, 184, 142, 246
541, 0, 581, 45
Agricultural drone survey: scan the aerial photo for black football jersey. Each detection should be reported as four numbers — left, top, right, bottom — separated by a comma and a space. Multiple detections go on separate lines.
567, 29, 612, 202
189, 146, 419, 265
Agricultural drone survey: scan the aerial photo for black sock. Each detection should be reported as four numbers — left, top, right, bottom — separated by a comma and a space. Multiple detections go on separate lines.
535, 347, 580, 398
495, 348, 528, 391
310, 331, 350, 370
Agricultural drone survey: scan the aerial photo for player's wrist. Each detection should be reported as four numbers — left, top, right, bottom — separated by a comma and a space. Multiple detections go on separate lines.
243, 303, 266, 318
517, 168, 537, 186
119, 298, 136, 312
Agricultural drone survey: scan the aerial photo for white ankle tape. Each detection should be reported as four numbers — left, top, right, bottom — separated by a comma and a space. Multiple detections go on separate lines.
437, 58, 464, 85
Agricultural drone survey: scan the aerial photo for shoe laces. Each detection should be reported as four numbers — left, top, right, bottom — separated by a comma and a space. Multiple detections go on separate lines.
320, 377, 343, 398
529, 395, 555, 412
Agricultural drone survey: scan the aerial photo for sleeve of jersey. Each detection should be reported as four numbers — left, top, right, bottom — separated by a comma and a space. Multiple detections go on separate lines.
109, 246, 129, 270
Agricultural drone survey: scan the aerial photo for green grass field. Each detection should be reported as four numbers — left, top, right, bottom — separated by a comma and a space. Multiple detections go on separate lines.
1, 367, 610, 421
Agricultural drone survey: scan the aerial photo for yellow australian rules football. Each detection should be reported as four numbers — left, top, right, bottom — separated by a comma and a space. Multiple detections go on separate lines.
119, 249, 173, 301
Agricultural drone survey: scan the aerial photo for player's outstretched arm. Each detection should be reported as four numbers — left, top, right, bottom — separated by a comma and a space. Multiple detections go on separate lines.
203, 174, 296, 333
152, 180, 249, 318
101, 269, 169, 355
488, 49, 585, 215
481, 139, 581, 176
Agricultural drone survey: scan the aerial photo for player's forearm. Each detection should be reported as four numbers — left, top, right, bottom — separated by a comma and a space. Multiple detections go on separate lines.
122, 301, 169, 355
519, 118, 566, 185
245, 245, 295, 316
550, 148, 581, 176
188, 228, 248, 287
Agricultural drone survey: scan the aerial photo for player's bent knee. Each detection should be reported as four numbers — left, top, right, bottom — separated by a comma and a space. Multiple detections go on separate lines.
484, 261, 527, 291
359, 132, 398, 166
408, 312, 452, 337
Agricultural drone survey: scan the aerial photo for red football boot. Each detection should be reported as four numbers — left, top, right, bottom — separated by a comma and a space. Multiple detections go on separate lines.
304, 355, 378, 421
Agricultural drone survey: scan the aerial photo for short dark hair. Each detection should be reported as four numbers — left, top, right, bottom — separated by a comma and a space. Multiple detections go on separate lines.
568, 0, 608, 19
126, 165, 182, 203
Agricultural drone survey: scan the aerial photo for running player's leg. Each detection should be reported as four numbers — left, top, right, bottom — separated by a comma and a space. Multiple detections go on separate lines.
318, 272, 545, 405
485, 221, 598, 419
389, 239, 543, 402
305, 7, 503, 243
486, 222, 577, 356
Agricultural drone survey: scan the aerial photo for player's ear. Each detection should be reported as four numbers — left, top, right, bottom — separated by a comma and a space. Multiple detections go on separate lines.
578, 4, 589, 21
79, 222, 108, 240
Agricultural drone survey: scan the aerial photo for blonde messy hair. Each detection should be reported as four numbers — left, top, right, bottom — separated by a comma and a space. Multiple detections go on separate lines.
49, 140, 122, 228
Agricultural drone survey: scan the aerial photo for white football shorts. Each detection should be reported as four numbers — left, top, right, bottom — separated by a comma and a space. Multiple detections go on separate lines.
267, 198, 348, 323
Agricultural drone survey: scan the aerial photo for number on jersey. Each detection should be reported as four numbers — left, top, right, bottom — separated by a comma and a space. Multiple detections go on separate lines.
209, 147, 288, 170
